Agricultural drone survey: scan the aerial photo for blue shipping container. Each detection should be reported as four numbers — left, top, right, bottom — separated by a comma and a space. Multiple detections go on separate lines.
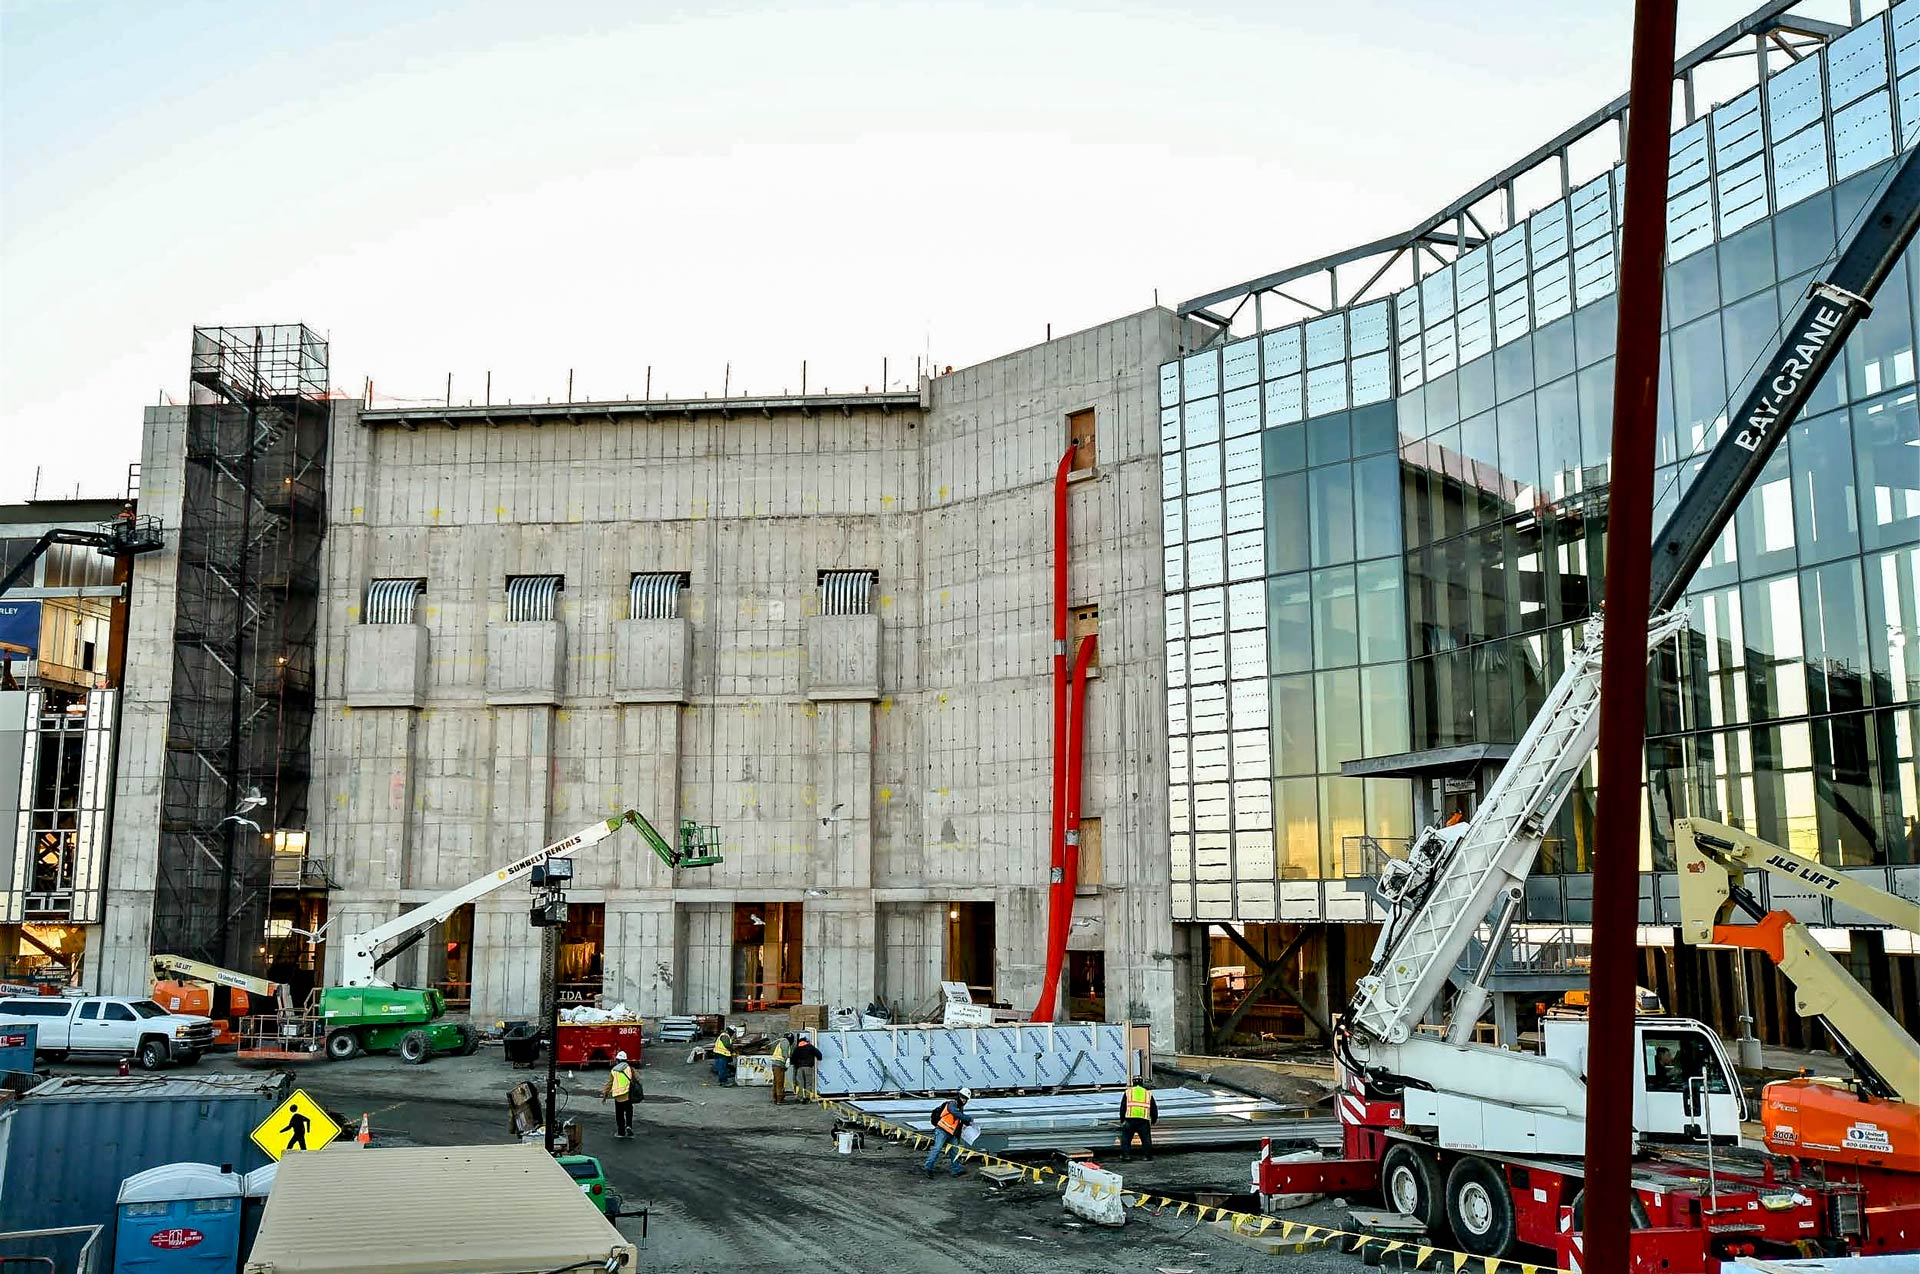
114, 1163, 243, 1274
0, 1073, 286, 1270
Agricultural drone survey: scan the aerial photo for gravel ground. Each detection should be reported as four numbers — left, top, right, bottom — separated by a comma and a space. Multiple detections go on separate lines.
151, 1043, 1417, 1273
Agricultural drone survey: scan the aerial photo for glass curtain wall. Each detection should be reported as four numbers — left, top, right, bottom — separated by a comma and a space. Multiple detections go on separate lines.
1162, 2, 1920, 925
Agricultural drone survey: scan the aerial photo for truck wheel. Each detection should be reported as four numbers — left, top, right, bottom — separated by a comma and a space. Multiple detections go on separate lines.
458, 1027, 479, 1057
326, 1031, 361, 1061
1380, 1143, 1448, 1240
137, 1039, 169, 1071
1444, 1157, 1515, 1258
1570, 1188, 1650, 1231
398, 1029, 434, 1065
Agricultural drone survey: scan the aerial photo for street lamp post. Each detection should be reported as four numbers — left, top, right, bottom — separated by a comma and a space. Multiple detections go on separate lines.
530, 856, 573, 1153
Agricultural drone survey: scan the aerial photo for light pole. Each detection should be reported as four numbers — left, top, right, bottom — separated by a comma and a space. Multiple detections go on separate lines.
530, 855, 573, 1153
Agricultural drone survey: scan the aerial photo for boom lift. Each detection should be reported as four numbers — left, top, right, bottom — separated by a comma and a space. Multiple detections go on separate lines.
1676, 817, 1920, 1216
282, 810, 721, 1064
1259, 145, 1920, 1269
150, 953, 292, 1048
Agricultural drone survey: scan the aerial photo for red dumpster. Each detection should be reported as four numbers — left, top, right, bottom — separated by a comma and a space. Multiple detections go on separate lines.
554, 1021, 643, 1068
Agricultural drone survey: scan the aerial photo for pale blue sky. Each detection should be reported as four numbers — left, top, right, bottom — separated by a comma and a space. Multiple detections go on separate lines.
1, 1, 1823, 500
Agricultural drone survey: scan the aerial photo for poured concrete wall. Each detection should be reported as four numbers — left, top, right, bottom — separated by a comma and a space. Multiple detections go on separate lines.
105, 311, 1181, 1044
91, 406, 189, 995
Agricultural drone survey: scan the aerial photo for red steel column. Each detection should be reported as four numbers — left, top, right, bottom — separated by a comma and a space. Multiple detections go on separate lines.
1584, 1, 1676, 1267
1033, 446, 1076, 1022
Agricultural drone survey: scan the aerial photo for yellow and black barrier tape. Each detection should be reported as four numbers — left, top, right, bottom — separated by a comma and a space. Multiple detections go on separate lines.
806, 1094, 1572, 1274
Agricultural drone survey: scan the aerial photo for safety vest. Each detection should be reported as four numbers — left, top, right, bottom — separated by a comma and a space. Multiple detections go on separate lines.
610, 1066, 632, 1099
936, 1103, 962, 1135
1125, 1085, 1151, 1121
772, 1039, 791, 1065
713, 1035, 733, 1057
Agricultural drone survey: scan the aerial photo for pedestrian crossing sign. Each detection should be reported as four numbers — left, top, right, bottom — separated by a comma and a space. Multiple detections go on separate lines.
251, 1088, 342, 1161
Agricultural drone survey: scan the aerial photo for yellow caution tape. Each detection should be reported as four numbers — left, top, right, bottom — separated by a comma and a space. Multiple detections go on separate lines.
803, 1091, 1571, 1273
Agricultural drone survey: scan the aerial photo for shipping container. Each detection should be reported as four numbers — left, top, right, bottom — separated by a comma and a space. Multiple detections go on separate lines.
0, 1073, 287, 1270
244, 1143, 636, 1273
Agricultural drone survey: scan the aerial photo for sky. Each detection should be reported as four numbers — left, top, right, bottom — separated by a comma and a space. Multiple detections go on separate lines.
0, 0, 1832, 502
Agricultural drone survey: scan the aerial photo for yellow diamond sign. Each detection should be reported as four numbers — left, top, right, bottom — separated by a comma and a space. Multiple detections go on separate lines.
251, 1088, 343, 1161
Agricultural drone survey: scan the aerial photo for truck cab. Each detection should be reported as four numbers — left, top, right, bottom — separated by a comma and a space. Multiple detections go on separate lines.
1542, 1016, 1744, 1144
0, 995, 216, 1070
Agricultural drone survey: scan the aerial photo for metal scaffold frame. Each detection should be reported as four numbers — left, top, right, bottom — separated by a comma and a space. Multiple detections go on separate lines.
152, 325, 329, 971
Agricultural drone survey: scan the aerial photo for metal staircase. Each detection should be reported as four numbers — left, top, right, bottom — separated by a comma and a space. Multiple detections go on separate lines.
1348, 609, 1690, 1047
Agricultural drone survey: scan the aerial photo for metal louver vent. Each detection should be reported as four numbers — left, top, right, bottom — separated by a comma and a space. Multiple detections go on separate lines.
505, 574, 563, 622
364, 578, 424, 625
819, 570, 876, 616
629, 572, 689, 620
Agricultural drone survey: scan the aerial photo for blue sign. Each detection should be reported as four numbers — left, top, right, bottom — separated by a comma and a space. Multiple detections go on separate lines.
0, 601, 38, 655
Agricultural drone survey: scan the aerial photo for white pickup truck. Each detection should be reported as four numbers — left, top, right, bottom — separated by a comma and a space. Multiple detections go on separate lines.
0, 995, 216, 1070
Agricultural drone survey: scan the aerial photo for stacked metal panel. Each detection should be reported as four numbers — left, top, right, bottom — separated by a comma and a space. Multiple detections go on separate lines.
812, 1022, 1130, 1096
844, 1087, 1338, 1155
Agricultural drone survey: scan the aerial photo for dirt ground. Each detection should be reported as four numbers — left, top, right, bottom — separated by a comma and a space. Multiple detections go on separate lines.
159, 1042, 1405, 1274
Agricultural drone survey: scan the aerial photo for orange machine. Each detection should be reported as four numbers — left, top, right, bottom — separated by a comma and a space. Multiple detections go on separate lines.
1676, 818, 1920, 1226
150, 954, 290, 1049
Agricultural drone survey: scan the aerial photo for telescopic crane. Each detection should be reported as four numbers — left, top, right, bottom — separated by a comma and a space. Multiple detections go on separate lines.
1257, 145, 1920, 1267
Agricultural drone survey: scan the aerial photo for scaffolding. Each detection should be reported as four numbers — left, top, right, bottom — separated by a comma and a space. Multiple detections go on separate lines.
152, 325, 328, 971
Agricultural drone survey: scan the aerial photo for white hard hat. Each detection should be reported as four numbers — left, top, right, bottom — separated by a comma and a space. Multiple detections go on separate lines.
958, 1087, 974, 1100
614, 1051, 629, 1062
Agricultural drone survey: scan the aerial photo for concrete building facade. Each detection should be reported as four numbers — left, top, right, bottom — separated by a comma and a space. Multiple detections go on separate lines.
96, 312, 1183, 1046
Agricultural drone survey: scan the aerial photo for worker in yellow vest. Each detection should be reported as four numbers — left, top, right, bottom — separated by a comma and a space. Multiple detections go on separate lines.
770, 1034, 792, 1105
711, 1030, 737, 1086
599, 1050, 637, 1138
1117, 1081, 1159, 1160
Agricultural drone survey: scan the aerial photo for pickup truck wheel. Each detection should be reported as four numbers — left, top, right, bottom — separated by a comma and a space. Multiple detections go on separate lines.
398, 1029, 434, 1065
1380, 1143, 1448, 1240
137, 1039, 170, 1071
326, 1031, 362, 1061
1444, 1156, 1515, 1258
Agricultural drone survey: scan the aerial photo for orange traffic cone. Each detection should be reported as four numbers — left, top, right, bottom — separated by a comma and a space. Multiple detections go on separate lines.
356, 1113, 371, 1146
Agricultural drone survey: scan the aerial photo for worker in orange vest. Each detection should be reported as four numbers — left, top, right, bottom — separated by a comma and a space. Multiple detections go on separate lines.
923, 1088, 974, 1176
1117, 1081, 1159, 1160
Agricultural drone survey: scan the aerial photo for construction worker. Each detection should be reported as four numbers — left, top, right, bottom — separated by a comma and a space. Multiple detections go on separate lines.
923, 1088, 974, 1177
789, 1033, 822, 1098
600, 1050, 637, 1138
1117, 1080, 1159, 1160
711, 1030, 736, 1086
770, 1033, 792, 1105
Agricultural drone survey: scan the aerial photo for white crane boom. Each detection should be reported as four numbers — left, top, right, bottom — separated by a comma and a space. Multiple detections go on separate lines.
339, 811, 643, 989
1347, 609, 1690, 1052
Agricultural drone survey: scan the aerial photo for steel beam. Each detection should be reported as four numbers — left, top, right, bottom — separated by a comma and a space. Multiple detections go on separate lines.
1215, 925, 1315, 1042
1218, 923, 1333, 1039
1177, 0, 1827, 318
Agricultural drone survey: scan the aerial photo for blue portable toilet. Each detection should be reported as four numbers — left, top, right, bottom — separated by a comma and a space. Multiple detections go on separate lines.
113, 1163, 243, 1274
239, 1163, 279, 1259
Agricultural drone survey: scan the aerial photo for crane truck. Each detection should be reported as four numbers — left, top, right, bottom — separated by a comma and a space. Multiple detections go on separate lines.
1675, 816, 1920, 1245
249, 809, 721, 1064
1254, 144, 1920, 1271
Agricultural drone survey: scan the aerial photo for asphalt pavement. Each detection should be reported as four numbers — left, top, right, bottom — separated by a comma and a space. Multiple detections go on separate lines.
170, 1043, 1400, 1274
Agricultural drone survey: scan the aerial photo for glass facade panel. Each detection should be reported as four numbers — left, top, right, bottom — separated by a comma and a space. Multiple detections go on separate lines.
1309, 464, 1357, 567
